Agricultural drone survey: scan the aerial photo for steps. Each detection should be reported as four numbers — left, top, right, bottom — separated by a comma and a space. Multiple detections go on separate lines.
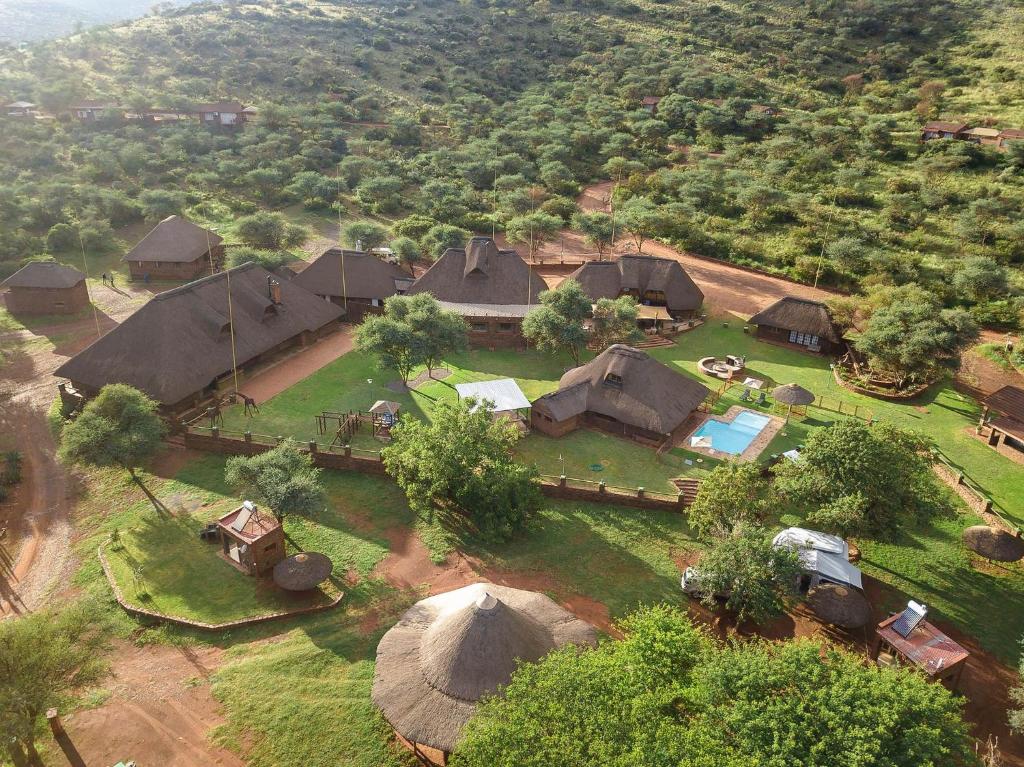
672, 478, 701, 506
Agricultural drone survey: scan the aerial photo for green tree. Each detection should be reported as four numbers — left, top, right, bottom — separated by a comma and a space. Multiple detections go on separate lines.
0, 601, 110, 767
521, 279, 591, 365
571, 211, 614, 258
340, 220, 390, 251
421, 223, 469, 260
224, 439, 324, 524
686, 462, 771, 540
504, 211, 563, 258
58, 384, 166, 481
225, 246, 291, 271
392, 214, 438, 242
618, 196, 671, 252
694, 525, 802, 624
138, 189, 186, 220
355, 175, 403, 214
453, 607, 973, 767
773, 420, 950, 538
589, 296, 644, 350
389, 236, 421, 269
952, 256, 1008, 303
382, 398, 540, 540
236, 212, 306, 250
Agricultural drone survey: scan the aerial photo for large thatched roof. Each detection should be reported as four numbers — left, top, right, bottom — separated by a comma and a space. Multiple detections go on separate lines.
122, 215, 222, 264
568, 255, 703, 313
748, 297, 842, 343
1, 261, 85, 290
807, 583, 871, 629
55, 263, 342, 405
407, 237, 541, 306
372, 582, 596, 753
292, 248, 410, 300
962, 525, 1024, 562
773, 383, 815, 406
533, 345, 710, 434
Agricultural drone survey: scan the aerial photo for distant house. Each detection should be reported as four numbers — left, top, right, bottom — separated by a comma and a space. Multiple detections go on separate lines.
1000, 129, 1024, 150
963, 126, 1002, 147
54, 263, 342, 413
1, 261, 90, 316
123, 215, 223, 282
195, 101, 247, 128
531, 344, 710, 446
751, 103, 780, 117
747, 296, 844, 354
568, 254, 704, 319
980, 385, 1024, 461
641, 96, 661, 114
5, 101, 37, 118
291, 248, 412, 322
921, 121, 969, 141
70, 100, 119, 121
406, 236, 541, 348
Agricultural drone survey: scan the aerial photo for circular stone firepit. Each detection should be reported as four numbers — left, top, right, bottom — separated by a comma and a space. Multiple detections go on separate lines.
273, 552, 333, 591
698, 356, 746, 380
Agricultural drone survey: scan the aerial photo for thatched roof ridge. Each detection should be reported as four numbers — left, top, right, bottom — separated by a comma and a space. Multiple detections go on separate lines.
123, 215, 222, 264
568, 255, 703, 314
807, 584, 871, 629
962, 525, 1024, 562
534, 345, 710, 433
985, 385, 1024, 422
407, 237, 541, 306
292, 248, 409, 300
372, 582, 596, 753
1, 261, 85, 289
748, 297, 842, 343
54, 263, 342, 405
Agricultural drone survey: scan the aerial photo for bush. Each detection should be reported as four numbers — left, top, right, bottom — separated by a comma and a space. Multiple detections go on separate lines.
340, 221, 390, 251
235, 212, 306, 250
225, 246, 292, 271
420, 224, 469, 260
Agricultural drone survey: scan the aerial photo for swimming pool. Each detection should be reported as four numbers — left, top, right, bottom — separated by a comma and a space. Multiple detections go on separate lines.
692, 410, 771, 455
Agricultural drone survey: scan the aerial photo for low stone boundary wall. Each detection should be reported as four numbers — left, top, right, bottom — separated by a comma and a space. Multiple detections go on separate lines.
540, 480, 686, 512
932, 461, 994, 517
98, 541, 344, 631
832, 365, 932, 401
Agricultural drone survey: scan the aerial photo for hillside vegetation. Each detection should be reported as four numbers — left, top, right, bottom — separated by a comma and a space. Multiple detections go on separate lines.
0, 0, 1022, 326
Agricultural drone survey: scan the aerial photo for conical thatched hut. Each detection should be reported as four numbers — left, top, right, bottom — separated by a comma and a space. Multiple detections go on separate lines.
962, 525, 1024, 562
772, 383, 815, 422
372, 582, 597, 765
272, 552, 333, 591
807, 583, 872, 629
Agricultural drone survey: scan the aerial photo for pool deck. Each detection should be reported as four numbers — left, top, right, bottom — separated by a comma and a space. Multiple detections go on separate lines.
681, 405, 786, 462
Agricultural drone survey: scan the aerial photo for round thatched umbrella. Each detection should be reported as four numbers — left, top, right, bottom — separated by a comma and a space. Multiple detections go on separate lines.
807, 583, 872, 629
773, 383, 815, 422
372, 583, 597, 758
272, 552, 333, 591
962, 525, 1024, 562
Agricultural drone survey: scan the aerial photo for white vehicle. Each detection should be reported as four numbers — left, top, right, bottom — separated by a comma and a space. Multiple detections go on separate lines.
680, 567, 731, 599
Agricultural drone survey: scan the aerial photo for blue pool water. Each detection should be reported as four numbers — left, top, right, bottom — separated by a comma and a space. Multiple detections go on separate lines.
693, 411, 771, 455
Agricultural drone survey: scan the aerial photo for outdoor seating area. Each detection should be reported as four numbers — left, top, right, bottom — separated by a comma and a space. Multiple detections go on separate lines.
697, 354, 746, 380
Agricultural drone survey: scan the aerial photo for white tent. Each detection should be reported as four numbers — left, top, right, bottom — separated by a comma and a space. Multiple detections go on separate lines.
455, 379, 531, 414
772, 526, 863, 590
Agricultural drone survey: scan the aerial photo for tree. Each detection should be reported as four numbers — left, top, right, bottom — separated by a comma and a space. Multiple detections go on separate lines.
504, 211, 563, 259
226, 246, 292, 271
340, 220, 390, 251
589, 296, 644, 350
854, 296, 978, 389
0, 601, 110, 767
952, 256, 1008, 303
236, 212, 306, 250
521, 279, 591, 365
138, 189, 185, 220
356, 294, 466, 383
392, 214, 438, 242
618, 196, 671, 252
773, 420, 950, 538
59, 384, 165, 481
420, 223, 468, 260
571, 210, 614, 258
381, 398, 540, 540
693, 525, 802, 624
389, 236, 421, 269
452, 607, 974, 767
224, 439, 324, 524
686, 462, 771, 540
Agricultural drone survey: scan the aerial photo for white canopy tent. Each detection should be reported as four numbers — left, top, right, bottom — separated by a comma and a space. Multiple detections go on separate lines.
772, 526, 863, 590
455, 379, 531, 414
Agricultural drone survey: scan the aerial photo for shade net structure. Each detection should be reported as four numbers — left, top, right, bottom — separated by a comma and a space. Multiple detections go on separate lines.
272, 551, 333, 591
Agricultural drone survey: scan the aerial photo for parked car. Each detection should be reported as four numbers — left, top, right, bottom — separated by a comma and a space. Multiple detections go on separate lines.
680, 567, 731, 599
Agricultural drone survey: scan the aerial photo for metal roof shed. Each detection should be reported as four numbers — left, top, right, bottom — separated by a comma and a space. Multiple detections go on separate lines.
455, 379, 531, 413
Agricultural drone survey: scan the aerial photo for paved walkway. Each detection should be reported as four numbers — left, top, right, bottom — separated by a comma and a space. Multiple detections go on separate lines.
238, 326, 354, 404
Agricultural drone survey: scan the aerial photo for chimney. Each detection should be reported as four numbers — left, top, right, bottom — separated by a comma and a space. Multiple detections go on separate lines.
267, 276, 281, 305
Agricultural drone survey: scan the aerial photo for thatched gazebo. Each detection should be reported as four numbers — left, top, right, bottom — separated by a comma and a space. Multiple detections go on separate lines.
807, 583, 872, 629
272, 552, 333, 591
372, 582, 597, 765
962, 525, 1024, 562
772, 383, 815, 422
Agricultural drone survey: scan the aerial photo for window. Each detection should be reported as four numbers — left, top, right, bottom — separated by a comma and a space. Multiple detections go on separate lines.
788, 330, 819, 347
470, 322, 488, 333
263, 542, 277, 553
498, 322, 515, 332
371, 298, 381, 307
53, 302, 65, 309
603, 373, 623, 390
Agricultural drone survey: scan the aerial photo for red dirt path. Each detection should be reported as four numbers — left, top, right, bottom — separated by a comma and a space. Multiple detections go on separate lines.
235, 325, 354, 404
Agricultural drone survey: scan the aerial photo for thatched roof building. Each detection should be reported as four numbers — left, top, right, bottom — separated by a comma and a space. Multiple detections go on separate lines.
54, 263, 342, 411
962, 525, 1024, 562
292, 248, 412, 322
531, 345, 710, 445
372, 583, 596, 761
1, 261, 90, 316
407, 237, 540, 347
748, 297, 843, 354
568, 255, 704, 318
122, 215, 224, 281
